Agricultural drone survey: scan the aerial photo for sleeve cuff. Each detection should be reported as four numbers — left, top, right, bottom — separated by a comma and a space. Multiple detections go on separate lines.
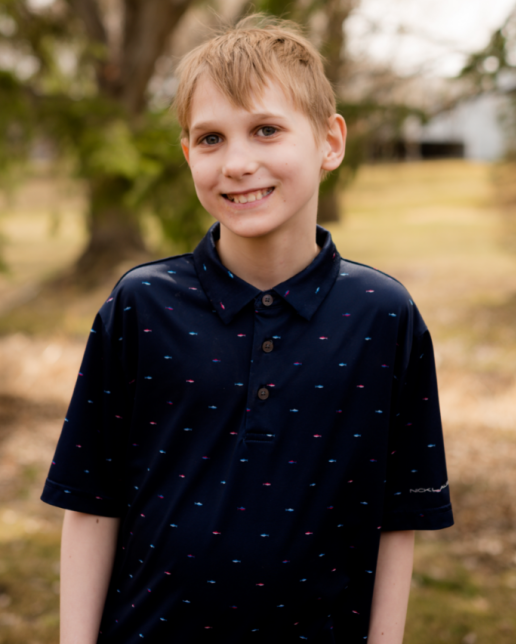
381, 503, 454, 531
40, 478, 122, 518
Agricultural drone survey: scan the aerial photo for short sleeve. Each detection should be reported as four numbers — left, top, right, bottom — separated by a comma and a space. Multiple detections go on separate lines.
381, 307, 454, 531
41, 311, 130, 517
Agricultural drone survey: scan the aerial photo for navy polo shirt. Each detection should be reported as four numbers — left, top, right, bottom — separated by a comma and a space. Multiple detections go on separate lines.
42, 223, 453, 643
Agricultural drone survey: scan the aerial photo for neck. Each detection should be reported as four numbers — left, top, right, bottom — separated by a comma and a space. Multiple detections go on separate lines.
215, 222, 320, 291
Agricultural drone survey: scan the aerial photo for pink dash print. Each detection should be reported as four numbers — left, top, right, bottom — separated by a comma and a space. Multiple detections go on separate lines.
220, 302, 225, 310
313, 434, 322, 438
212, 531, 221, 535
366, 290, 374, 293
237, 334, 246, 337
263, 482, 271, 486
186, 380, 194, 383
319, 336, 328, 340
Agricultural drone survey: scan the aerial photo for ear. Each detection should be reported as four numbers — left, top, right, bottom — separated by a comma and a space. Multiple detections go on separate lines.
181, 138, 190, 164
321, 114, 347, 172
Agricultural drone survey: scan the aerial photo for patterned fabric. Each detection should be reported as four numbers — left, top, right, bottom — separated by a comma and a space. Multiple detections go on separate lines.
41, 223, 453, 643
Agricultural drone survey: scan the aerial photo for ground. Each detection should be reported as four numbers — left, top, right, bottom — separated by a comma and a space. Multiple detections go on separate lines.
0, 160, 515, 643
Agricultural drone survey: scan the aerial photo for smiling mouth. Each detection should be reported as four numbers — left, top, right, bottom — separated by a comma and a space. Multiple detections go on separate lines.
223, 187, 274, 204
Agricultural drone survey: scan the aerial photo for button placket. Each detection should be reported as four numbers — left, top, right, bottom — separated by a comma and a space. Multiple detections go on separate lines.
245, 292, 283, 441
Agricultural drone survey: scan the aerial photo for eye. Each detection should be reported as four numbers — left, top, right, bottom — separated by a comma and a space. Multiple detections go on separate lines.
257, 126, 278, 137
201, 134, 221, 146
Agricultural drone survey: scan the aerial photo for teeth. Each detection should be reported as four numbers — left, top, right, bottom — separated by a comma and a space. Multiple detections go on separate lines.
226, 188, 273, 204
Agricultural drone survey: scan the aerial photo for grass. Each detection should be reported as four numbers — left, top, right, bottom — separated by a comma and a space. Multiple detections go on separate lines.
1, 159, 515, 643
0, 524, 60, 644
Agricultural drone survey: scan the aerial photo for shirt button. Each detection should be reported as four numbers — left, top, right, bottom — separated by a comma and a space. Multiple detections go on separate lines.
262, 340, 274, 353
257, 387, 270, 400
262, 294, 274, 306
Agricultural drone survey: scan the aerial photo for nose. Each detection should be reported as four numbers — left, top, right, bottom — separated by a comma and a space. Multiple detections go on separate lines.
222, 141, 259, 179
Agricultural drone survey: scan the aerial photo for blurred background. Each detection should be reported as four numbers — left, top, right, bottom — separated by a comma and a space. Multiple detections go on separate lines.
0, 0, 515, 642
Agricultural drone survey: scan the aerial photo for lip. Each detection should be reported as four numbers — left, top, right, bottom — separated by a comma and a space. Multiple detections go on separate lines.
222, 187, 275, 208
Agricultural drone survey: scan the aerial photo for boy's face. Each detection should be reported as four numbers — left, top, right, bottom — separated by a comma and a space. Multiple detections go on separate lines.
182, 76, 344, 242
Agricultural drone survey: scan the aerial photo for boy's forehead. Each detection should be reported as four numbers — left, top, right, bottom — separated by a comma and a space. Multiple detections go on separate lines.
188, 74, 300, 134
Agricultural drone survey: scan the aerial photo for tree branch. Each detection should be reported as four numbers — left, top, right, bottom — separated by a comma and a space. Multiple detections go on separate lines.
69, 0, 108, 45
119, 0, 193, 114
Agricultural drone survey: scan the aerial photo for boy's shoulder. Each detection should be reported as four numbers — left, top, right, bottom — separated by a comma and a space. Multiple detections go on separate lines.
114, 252, 197, 291
333, 256, 428, 340
336, 256, 414, 306
96, 253, 197, 324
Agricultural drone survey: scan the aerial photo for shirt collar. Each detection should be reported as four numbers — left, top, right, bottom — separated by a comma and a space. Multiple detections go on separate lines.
193, 223, 341, 324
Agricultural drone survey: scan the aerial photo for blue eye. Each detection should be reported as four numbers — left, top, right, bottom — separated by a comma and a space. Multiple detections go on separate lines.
258, 126, 277, 137
203, 134, 220, 145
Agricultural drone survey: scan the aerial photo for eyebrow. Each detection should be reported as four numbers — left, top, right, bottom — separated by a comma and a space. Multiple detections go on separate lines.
190, 112, 287, 136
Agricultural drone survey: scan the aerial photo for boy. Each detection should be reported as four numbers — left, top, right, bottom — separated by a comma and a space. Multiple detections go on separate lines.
42, 15, 453, 644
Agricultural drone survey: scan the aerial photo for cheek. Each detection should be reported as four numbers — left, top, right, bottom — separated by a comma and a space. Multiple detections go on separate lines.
190, 159, 216, 193
280, 140, 321, 176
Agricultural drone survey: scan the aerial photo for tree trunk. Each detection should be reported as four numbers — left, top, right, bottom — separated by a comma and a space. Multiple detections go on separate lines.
318, 166, 342, 223
317, 0, 359, 224
318, 189, 340, 224
74, 176, 148, 287
69, 0, 194, 287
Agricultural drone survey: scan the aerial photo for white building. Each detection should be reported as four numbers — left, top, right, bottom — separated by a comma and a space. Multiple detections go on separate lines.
417, 92, 513, 161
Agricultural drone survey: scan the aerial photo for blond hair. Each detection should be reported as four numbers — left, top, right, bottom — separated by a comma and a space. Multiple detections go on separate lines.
173, 14, 336, 143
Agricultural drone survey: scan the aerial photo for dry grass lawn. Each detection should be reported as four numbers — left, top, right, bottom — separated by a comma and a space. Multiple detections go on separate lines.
0, 160, 515, 644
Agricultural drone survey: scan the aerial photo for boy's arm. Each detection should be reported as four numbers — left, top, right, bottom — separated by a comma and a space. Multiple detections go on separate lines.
60, 510, 120, 644
368, 530, 415, 644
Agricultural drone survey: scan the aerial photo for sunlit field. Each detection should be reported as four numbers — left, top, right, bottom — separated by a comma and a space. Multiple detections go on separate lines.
0, 160, 515, 643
